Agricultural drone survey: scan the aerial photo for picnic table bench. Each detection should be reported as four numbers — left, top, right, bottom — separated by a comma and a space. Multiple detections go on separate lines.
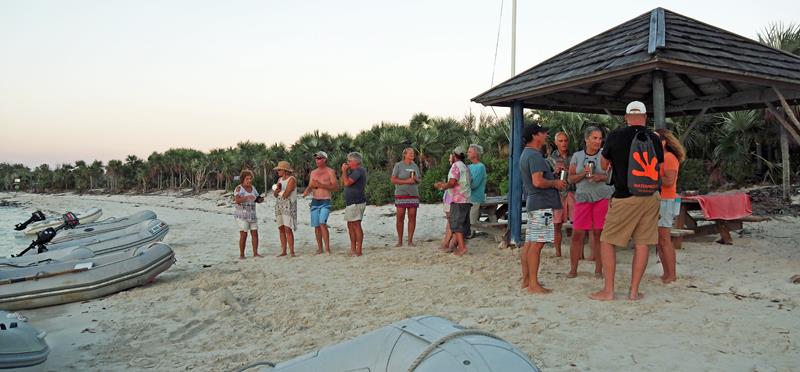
672, 196, 769, 249
474, 195, 694, 248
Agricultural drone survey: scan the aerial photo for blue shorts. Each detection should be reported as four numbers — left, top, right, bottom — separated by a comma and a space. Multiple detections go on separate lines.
310, 199, 332, 227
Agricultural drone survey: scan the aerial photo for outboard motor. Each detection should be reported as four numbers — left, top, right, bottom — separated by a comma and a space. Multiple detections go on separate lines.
13, 211, 46, 231
13, 213, 80, 257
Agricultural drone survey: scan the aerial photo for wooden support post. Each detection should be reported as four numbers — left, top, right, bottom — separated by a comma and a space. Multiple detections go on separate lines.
509, 102, 524, 245
781, 126, 791, 201
653, 71, 666, 129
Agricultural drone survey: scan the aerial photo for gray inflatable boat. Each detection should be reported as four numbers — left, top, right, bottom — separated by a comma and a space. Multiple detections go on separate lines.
0, 242, 176, 310
0, 311, 49, 368
5, 219, 169, 267
49, 210, 157, 244
255, 315, 540, 372
23, 207, 102, 235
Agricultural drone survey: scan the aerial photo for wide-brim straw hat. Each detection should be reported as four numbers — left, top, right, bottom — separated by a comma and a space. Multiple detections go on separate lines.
273, 161, 294, 173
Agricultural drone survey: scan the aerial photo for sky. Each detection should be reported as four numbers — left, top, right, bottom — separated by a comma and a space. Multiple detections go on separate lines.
1, 0, 798, 167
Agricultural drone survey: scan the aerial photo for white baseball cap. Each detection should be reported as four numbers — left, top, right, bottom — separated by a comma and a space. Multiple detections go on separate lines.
626, 101, 647, 114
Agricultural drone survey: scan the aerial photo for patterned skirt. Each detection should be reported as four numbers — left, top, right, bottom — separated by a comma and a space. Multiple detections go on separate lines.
275, 198, 297, 230
395, 195, 419, 209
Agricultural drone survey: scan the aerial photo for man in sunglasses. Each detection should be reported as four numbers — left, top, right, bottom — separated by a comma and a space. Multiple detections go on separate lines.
302, 151, 339, 255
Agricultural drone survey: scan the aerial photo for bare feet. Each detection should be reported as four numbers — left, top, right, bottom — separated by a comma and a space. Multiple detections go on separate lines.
566, 271, 578, 278
239, 256, 246, 260
407, 241, 415, 247
276, 252, 287, 257
594, 272, 603, 278
628, 292, 645, 301
454, 248, 468, 256
440, 247, 453, 253
589, 290, 614, 301
254, 254, 264, 258
661, 276, 676, 284
315, 249, 323, 255
555, 249, 562, 257
290, 253, 296, 257
395, 241, 403, 247
526, 285, 552, 294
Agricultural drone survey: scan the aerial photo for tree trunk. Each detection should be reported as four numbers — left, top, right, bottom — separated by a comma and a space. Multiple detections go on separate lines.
781, 126, 790, 201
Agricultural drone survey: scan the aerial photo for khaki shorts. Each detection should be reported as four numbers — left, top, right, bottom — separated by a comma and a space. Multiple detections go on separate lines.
236, 219, 258, 231
600, 194, 659, 246
345, 203, 366, 222
469, 203, 482, 225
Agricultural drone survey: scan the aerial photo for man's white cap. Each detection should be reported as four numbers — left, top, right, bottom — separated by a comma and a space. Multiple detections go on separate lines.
626, 101, 647, 114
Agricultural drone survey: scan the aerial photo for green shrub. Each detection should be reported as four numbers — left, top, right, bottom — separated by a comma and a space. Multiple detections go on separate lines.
481, 155, 509, 196
677, 158, 709, 194
365, 169, 393, 206
331, 190, 345, 210
419, 166, 447, 204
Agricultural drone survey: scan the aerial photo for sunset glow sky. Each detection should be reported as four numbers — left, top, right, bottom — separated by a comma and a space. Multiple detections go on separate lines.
1, 0, 797, 167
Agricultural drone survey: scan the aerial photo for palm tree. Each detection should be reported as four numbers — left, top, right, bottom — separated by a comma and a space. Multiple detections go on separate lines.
757, 22, 800, 198
89, 160, 104, 190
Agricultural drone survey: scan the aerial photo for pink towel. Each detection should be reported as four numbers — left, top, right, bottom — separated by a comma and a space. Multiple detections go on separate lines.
684, 192, 752, 220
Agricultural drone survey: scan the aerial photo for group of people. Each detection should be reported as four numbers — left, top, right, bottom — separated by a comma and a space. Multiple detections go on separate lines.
233, 100, 684, 301
232, 146, 488, 259
519, 100, 686, 300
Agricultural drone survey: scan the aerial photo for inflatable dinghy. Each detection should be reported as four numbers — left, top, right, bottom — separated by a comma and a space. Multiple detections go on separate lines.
49, 210, 157, 243
257, 315, 540, 372
23, 207, 102, 235
0, 311, 49, 368
0, 242, 176, 310
4, 219, 169, 266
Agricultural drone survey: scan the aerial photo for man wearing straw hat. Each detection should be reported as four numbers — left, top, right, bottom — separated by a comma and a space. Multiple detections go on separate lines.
273, 160, 297, 257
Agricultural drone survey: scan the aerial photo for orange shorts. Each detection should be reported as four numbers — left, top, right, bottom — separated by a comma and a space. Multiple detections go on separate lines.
600, 194, 660, 246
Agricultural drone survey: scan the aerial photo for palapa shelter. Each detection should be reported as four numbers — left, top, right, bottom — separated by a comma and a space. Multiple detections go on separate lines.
472, 7, 800, 245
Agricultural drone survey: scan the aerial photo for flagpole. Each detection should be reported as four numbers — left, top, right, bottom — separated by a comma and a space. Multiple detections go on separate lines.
511, 0, 517, 76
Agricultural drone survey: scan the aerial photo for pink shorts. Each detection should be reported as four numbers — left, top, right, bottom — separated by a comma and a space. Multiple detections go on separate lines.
573, 198, 609, 231
553, 192, 575, 224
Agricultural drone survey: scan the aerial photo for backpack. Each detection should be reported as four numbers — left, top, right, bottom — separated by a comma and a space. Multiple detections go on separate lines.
627, 128, 661, 195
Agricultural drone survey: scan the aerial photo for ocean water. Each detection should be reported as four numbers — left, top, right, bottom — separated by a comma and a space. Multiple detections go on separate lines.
0, 205, 39, 258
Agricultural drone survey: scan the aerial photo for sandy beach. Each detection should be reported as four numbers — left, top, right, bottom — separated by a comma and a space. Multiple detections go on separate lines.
2, 191, 799, 371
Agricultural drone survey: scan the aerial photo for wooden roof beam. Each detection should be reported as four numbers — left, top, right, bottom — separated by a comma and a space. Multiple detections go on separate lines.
587, 82, 603, 95
720, 80, 738, 95
677, 73, 706, 97
666, 86, 800, 112
613, 74, 643, 99
765, 103, 800, 145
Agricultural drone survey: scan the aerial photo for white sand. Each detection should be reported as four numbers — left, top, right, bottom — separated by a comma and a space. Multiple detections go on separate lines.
3, 191, 799, 371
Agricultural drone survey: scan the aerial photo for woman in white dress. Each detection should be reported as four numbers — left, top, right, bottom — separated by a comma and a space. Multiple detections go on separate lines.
273, 161, 298, 257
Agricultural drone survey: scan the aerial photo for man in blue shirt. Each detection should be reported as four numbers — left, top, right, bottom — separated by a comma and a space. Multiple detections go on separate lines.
467, 144, 487, 238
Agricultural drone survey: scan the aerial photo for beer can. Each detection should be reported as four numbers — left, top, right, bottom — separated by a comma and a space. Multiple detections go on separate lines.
587, 160, 595, 177
559, 169, 567, 181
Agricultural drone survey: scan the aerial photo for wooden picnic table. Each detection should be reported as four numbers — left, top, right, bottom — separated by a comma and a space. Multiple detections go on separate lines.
672, 197, 769, 249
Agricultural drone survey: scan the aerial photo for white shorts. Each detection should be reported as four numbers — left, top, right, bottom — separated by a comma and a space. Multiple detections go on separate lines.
345, 203, 366, 222
237, 219, 258, 231
525, 209, 555, 243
